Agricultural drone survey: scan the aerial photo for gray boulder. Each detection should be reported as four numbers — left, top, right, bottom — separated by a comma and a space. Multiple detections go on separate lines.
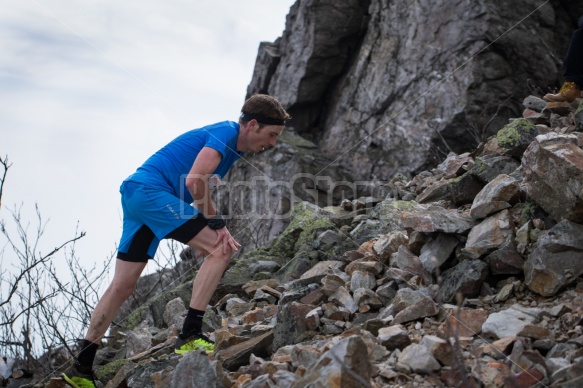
391, 288, 439, 324
171, 351, 223, 388
470, 155, 521, 184
272, 302, 316, 351
482, 304, 538, 339
463, 210, 514, 259
470, 174, 520, 219
437, 259, 489, 303
495, 118, 539, 158
525, 220, 583, 296
295, 335, 372, 387
398, 344, 441, 374
483, 239, 525, 275
398, 203, 476, 234
419, 233, 459, 274
522, 133, 583, 223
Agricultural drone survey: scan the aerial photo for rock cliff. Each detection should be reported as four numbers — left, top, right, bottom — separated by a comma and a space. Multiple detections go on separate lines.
248, 0, 582, 177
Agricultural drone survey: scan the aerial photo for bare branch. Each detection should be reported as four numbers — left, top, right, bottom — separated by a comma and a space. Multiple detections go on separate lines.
0, 292, 59, 328
0, 170, 107, 376
0, 155, 11, 210
0, 217, 85, 309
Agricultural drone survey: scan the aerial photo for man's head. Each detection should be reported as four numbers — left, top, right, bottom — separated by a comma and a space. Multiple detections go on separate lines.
237, 94, 291, 153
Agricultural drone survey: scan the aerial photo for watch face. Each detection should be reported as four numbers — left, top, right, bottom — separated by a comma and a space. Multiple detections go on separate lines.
209, 174, 222, 190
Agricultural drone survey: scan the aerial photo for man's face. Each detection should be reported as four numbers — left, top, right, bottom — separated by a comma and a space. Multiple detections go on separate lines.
249, 123, 284, 153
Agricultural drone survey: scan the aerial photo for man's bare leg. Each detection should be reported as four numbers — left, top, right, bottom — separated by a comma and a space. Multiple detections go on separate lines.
186, 226, 233, 310
173, 226, 233, 351
86, 259, 147, 343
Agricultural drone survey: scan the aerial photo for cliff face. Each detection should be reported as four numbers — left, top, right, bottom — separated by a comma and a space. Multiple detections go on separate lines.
247, 0, 582, 178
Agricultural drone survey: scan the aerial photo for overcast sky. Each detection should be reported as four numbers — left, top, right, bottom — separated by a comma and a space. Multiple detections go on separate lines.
1, 0, 295, 277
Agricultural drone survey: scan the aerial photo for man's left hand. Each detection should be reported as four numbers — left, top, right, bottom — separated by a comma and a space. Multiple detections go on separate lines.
213, 227, 241, 254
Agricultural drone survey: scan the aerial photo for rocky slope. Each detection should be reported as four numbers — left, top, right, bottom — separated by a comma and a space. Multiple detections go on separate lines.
31, 94, 583, 388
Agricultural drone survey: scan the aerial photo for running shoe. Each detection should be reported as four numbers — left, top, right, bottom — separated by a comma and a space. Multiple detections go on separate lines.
61, 363, 96, 388
174, 332, 215, 354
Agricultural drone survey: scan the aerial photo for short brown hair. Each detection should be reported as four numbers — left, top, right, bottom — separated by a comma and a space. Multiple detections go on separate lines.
240, 94, 291, 127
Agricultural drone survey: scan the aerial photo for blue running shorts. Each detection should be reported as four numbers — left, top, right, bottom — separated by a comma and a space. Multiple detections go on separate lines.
117, 181, 208, 262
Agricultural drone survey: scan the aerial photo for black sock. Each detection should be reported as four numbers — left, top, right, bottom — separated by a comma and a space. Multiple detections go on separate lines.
179, 308, 205, 339
76, 340, 99, 370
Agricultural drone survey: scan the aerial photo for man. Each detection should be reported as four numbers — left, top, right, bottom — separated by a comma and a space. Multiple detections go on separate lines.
544, 15, 583, 103
62, 94, 291, 388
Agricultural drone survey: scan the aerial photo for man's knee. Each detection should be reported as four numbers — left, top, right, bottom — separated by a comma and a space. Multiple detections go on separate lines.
109, 280, 137, 299
205, 249, 233, 265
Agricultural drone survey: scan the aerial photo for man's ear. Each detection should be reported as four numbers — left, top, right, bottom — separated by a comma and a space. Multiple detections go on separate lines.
242, 119, 257, 132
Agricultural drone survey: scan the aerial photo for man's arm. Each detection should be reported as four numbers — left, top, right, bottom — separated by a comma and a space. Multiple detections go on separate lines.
185, 147, 221, 217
